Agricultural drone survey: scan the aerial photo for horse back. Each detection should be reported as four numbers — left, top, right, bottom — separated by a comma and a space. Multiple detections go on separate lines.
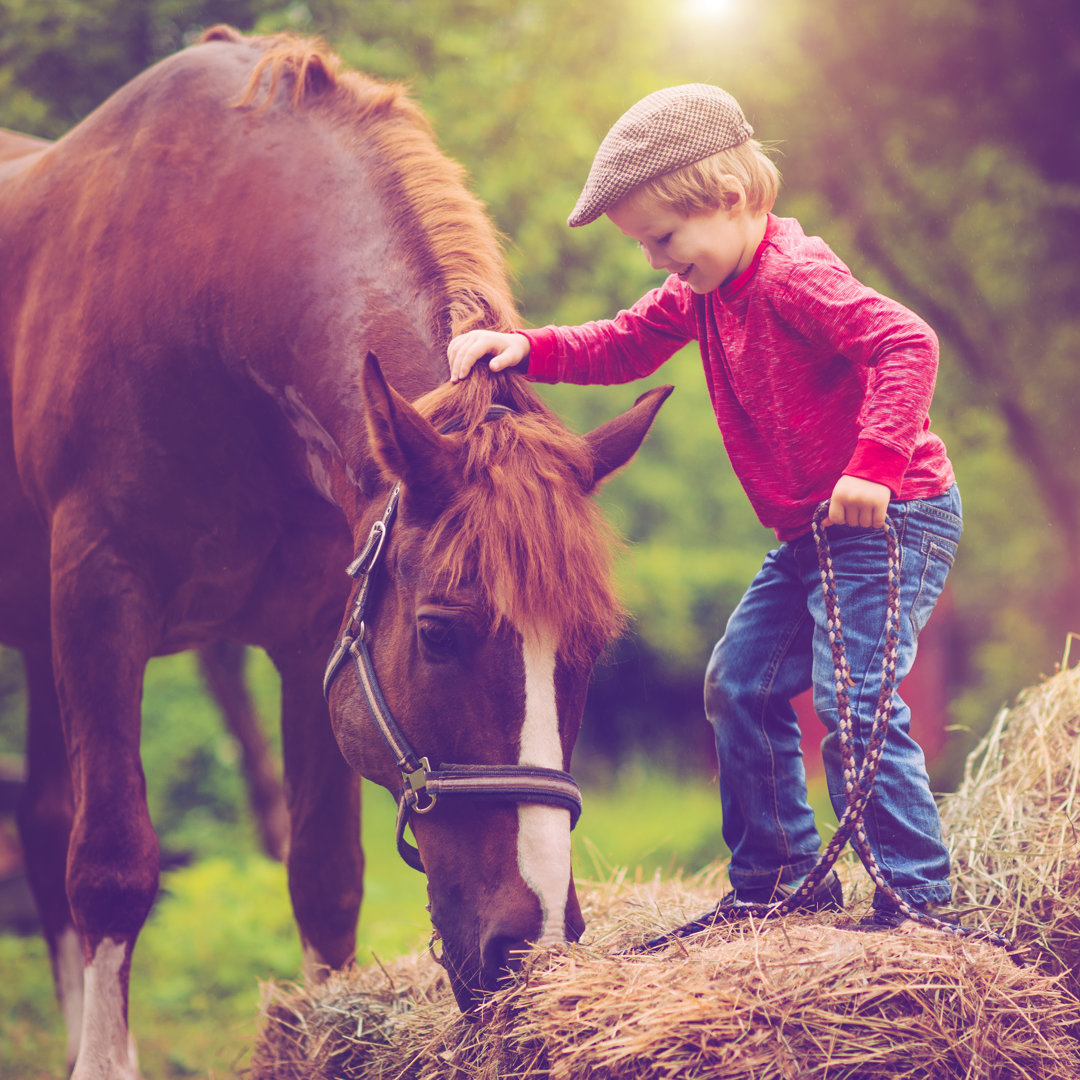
0, 128, 51, 164
0, 39, 380, 653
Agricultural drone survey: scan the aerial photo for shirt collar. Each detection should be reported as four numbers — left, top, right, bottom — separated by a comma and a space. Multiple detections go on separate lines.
718, 212, 777, 299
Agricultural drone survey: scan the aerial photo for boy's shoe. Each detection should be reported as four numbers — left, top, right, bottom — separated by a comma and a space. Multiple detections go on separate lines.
635, 870, 845, 948
719, 869, 844, 914
856, 898, 960, 932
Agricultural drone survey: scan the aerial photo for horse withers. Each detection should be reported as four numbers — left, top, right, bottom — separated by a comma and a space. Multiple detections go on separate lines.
0, 25, 669, 1077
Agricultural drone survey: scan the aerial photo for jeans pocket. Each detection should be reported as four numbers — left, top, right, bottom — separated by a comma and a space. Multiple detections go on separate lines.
909, 531, 957, 637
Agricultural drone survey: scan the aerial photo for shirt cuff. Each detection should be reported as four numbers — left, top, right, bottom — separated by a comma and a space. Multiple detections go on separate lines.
517, 327, 562, 381
843, 439, 909, 496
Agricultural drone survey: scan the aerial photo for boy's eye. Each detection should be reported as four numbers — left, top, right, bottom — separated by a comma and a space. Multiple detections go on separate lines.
656, 233, 672, 245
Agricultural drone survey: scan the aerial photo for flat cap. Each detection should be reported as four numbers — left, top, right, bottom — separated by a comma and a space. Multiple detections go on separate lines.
568, 84, 753, 227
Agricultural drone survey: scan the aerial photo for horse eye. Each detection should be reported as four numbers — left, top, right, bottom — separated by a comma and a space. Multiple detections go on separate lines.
417, 616, 455, 654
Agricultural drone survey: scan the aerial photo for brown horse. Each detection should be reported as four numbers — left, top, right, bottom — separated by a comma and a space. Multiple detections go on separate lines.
0, 127, 289, 867
0, 25, 669, 1077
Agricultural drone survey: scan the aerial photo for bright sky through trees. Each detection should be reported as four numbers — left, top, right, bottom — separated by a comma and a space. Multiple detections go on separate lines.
683, 0, 740, 22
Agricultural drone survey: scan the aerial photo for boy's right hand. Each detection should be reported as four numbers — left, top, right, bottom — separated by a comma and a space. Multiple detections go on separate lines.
447, 330, 530, 383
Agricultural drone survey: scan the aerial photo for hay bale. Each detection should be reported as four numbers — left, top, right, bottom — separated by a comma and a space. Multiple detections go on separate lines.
249, 951, 457, 1080
940, 654, 1080, 986
248, 872, 1080, 1080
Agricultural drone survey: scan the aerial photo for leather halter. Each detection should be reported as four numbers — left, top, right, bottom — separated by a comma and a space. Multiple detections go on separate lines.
322, 406, 583, 873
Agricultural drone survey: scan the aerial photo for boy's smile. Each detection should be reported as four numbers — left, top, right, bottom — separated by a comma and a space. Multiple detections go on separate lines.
606, 192, 768, 294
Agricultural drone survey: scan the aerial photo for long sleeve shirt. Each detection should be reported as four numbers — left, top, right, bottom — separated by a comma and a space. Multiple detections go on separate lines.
521, 214, 954, 540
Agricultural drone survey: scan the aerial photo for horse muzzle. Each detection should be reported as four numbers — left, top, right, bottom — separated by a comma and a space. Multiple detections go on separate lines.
430, 864, 585, 1011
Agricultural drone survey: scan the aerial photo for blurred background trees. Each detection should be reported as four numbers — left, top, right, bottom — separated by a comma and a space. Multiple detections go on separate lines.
2, 3, 1077, 1071
1, 0, 1077, 783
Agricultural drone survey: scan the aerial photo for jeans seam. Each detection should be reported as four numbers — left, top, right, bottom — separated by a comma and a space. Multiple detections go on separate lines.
910, 535, 957, 638
890, 487, 962, 534
755, 606, 812, 864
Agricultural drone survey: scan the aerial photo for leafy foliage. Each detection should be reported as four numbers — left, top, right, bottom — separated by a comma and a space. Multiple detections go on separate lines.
4, 0, 1074, 748
6, 3, 1076, 1074
0, 0, 1076, 920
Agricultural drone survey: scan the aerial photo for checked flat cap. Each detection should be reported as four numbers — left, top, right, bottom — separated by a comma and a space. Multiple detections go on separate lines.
568, 84, 753, 227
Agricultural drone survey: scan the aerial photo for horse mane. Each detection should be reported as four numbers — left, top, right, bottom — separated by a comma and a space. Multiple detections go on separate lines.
197, 29, 621, 656
199, 25, 518, 339
413, 371, 628, 660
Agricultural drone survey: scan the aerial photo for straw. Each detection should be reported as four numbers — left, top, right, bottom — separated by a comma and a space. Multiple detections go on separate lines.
248, 652, 1080, 1078
248, 872, 1080, 1079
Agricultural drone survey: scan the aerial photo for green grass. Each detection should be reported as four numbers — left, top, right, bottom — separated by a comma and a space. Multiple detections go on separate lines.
0, 768, 733, 1079
0, 650, 835, 1078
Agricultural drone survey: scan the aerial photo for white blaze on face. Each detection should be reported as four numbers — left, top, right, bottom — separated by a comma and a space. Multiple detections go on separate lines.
517, 624, 572, 946
74, 938, 140, 1080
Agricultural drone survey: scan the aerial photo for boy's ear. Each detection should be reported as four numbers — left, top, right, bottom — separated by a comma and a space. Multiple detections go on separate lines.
719, 176, 747, 212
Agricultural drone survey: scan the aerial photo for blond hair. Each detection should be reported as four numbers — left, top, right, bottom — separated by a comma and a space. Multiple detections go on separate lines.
629, 139, 781, 217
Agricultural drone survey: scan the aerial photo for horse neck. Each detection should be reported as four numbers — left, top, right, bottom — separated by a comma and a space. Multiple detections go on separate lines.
256, 338, 447, 527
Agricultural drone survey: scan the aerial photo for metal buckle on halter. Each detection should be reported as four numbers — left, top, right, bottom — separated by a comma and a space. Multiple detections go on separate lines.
403, 757, 436, 812
346, 518, 388, 578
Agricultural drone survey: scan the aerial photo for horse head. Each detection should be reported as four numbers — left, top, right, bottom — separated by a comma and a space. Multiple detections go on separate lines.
325, 353, 670, 1008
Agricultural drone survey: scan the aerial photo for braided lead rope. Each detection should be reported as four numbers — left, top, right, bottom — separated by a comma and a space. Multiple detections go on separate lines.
625, 503, 1012, 954
811, 506, 1010, 950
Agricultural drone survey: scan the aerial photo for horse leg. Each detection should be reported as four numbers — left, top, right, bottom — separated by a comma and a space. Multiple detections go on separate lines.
49, 523, 160, 1080
15, 643, 85, 1070
196, 641, 288, 860
275, 649, 362, 979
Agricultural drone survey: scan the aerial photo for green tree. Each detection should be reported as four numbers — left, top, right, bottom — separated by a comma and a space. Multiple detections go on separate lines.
675, 0, 1080, 734
0, 0, 275, 135
3, 0, 1075, 770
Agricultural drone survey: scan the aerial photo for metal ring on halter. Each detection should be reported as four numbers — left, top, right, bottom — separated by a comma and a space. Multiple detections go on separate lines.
428, 927, 445, 968
403, 757, 437, 813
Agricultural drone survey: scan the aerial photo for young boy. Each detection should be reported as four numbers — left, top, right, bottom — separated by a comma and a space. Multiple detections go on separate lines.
447, 84, 961, 927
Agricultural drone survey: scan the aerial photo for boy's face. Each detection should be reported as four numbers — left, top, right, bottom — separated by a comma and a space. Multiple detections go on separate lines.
606, 192, 762, 294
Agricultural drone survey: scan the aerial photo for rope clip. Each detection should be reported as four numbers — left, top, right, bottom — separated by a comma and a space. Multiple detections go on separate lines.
403, 757, 437, 813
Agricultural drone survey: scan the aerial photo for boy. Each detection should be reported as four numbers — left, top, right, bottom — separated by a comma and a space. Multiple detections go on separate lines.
447, 84, 961, 927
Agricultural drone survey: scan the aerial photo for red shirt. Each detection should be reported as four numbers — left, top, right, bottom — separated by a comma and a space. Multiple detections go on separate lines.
522, 214, 954, 540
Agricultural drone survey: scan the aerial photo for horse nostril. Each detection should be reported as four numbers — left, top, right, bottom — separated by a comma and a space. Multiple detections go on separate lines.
481, 934, 533, 982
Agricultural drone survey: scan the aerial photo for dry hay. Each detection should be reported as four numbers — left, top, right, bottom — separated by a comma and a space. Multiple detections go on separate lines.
248, 655, 1080, 1079
940, 646, 1080, 989
247, 870, 1080, 1080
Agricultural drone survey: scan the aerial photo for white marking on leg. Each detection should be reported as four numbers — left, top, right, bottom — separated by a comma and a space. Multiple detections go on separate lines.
517, 626, 572, 946
55, 927, 85, 1069
302, 942, 331, 983
73, 938, 139, 1080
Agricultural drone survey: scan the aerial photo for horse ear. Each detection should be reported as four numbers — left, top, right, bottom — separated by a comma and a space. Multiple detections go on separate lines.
361, 352, 460, 518
583, 384, 673, 490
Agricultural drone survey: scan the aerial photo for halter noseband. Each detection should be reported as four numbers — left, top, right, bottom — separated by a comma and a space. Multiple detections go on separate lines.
322, 406, 583, 873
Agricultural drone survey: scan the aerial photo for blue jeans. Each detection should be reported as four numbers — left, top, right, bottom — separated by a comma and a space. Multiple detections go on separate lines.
704, 486, 962, 908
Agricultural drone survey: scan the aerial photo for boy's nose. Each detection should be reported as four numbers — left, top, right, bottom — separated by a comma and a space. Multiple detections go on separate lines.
641, 244, 665, 271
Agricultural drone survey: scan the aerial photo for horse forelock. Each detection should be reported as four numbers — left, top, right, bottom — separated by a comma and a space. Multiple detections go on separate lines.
413, 375, 627, 661
200, 25, 518, 342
